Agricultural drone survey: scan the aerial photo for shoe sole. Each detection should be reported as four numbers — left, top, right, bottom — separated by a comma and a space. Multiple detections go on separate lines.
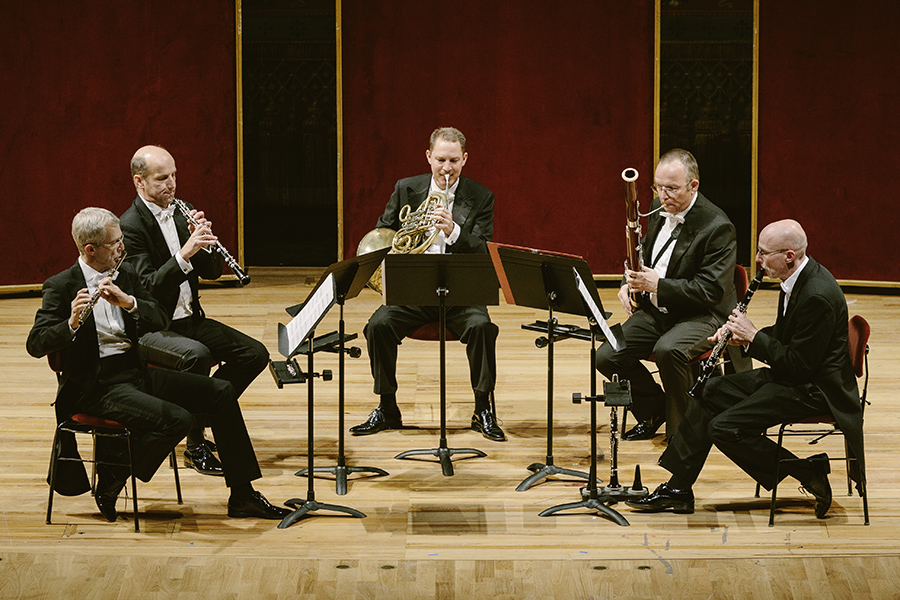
625, 502, 694, 514
471, 424, 506, 442
183, 459, 225, 476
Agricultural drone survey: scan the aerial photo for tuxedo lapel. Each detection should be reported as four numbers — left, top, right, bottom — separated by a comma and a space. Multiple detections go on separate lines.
133, 197, 172, 264
452, 177, 473, 226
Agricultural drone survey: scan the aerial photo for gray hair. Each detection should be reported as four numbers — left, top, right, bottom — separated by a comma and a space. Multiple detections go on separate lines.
658, 148, 700, 183
72, 207, 119, 251
429, 127, 467, 153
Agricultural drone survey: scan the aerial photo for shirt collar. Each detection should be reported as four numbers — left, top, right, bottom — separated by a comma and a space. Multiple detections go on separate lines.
140, 195, 175, 221
780, 255, 810, 294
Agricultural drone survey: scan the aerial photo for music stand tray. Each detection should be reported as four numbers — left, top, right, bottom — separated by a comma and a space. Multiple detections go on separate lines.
488, 242, 619, 492
382, 253, 499, 476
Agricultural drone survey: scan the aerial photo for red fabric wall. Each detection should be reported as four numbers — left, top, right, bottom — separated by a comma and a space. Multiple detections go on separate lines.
758, 2, 900, 282
342, 1, 656, 274
0, 1, 237, 287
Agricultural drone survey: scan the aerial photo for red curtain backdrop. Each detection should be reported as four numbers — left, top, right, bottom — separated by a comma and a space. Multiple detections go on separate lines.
342, 1, 656, 275
0, 1, 237, 287
758, 1, 900, 282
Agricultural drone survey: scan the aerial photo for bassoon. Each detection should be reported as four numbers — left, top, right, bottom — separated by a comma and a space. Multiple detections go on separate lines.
622, 168, 642, 311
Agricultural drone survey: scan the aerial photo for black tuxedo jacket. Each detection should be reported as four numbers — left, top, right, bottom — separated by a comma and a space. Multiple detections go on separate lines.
640, 193, 737, 322
376, 174, 493, 254
26, 261, 169, 416
749, 257, 864, 470
119, 196, 223, 319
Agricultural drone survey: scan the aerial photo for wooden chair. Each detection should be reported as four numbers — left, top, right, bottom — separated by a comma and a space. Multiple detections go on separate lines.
45, 353, 183, 533
755, 314, 870, 526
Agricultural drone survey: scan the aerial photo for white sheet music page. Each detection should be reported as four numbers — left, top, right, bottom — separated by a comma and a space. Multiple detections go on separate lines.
285, 272, 336, 353
573, 267, 620, 351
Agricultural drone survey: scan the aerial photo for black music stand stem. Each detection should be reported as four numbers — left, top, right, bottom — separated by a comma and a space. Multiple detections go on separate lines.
384, 254, 498, 477
279, 329, 366, 528
538, 331, 636, 526
295, 296, 389, 495
286, 249, 390, 496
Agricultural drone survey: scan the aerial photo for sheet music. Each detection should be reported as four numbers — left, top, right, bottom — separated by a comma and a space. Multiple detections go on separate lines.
573, 267, 620, 351
285, 272, 335, 354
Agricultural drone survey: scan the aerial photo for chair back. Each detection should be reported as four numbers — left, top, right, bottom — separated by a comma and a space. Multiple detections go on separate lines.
848, 314, 870, 379
733, 264, 749, 298
47, 351, 64, 373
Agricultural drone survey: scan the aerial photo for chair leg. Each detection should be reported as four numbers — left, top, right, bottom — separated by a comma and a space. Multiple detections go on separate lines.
125, 432, 139, 533
171, 449, 183, 504
768, 426, 787, 527
46, 429, 61, 525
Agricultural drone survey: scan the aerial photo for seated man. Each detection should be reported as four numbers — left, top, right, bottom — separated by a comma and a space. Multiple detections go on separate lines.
350, 127, 505, 442
27, 208, 288, 522
626, 220, 863, 519
596, 149, 737, 440
120, 145, 269, 477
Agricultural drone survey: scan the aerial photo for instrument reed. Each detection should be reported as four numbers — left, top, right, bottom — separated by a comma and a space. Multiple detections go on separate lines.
75, 251, 127, 331
172, 198, 251, 286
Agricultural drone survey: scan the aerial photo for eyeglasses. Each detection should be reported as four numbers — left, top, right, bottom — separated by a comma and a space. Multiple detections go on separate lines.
651, 182, 690, 196
86, 236, 124, 249
756, 247, 789, 257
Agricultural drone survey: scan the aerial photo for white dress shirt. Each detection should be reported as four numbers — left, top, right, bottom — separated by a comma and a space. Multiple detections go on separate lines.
648, 193, 698, 310
424, 178, 461, 254
140, 197, 194, 319
77, 257, 134, 357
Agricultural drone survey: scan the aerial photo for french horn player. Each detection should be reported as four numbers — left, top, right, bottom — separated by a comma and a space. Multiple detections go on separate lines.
351, 127, 506, 442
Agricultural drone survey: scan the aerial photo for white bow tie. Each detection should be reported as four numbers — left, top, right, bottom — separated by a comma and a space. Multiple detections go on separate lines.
159, 205, 176, 222
661, 212, 685, 226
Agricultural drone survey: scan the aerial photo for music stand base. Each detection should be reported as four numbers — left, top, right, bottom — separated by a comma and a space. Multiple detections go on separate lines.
516, 462, 597, 492
538, 497, 630, 526
395, 447, 487, 477
295, 464, 390, 496
278, 497, 367, 529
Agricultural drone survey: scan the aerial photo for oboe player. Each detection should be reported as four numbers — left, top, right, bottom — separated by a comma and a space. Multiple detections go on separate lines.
120, 145, 269, 477
626, 220, 863, 519
27, 208, 288, 522
595, 149, 737, 441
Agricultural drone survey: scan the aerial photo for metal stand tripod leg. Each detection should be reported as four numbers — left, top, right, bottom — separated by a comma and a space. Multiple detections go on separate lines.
296, 299, 388, 494
394, 286, 486, 476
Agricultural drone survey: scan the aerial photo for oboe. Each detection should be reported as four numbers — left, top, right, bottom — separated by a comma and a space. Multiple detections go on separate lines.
689, 269, 765, 396
172, 198, 251, 286
75, 251, 127, 332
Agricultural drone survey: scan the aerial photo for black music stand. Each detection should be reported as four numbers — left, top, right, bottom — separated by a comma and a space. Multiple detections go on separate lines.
285, 248, 391, 495
271, 271, 366, 528
383, 253, 499, 476
488, 242, 620, 491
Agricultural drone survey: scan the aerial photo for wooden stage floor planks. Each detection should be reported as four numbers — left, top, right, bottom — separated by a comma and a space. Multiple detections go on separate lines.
1, 267, 899, 599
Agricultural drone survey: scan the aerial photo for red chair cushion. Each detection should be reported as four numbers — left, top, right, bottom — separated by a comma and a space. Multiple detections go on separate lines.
69, 413, 129, 430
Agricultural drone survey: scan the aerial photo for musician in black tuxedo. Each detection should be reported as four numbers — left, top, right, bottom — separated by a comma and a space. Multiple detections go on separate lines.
627, 220, 862, 519
596, 149, 737, 440
119, 145, 269, 477
350, 127, 505, 441
27, 208, 288, 522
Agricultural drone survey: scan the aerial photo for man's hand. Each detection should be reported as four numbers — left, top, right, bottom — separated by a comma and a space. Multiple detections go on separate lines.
625, 266, 660, 294
431, 205, 454, 236
723, 309, 757, 345
69, 288, 92, 330
180, 209, 218, 260
96, 278, 135, 311
617, 284, 634, 317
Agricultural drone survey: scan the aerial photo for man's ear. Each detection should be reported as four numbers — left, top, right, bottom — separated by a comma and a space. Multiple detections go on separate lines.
133, 174, 143, 190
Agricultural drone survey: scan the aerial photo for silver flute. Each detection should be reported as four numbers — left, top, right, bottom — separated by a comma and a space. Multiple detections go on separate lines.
172, 198, 251, 286
75, 251, 127, 331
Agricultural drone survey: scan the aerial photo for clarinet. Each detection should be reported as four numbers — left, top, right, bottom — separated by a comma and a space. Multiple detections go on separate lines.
75, 251, 127, 332
172, 198, 251, 286
689, 269, 765, 396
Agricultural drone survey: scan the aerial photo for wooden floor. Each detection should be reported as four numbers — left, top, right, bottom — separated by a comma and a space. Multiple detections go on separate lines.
2, 267, 899, 599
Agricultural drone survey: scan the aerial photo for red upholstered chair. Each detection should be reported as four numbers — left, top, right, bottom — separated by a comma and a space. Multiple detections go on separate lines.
755, 315, 870, 526
45, 353, 183, 533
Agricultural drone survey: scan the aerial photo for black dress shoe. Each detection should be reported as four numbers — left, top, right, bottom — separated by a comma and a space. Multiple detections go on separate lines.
184, 443, 224, 476
803, 453, 832, 519
471, 409, 506, 442
622, 415, 665, 441
227, 491, 291, 520
625, 482, 694, 513
349, 407, 402, 435
95, 473, 127, 522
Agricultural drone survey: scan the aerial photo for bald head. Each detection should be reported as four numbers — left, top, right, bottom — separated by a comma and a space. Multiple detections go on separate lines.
759, 219, 807, 259
131, 145, 177, 208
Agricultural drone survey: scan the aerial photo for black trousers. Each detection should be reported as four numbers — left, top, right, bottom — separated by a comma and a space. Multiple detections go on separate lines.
364, 304, 498, 400
138, 316, 269, 397
81, 362, 262, 488
595, 303, 718, 437
659, 367, 830, 490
